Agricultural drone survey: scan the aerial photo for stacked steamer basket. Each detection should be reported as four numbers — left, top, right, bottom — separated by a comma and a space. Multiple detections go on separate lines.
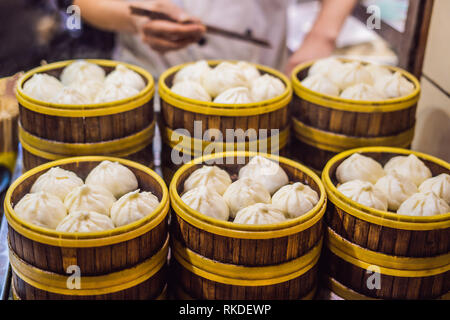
322, 147, 450, 300
158, 60, 292, 183
290, 59, 420, 174
16, 60, 155, 172
4, 157, 169, 300
169, 151, 326, 300
0, 76, 19, 173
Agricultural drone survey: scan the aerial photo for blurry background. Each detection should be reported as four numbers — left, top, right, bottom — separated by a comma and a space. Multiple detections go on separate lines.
0, 0, 448, 161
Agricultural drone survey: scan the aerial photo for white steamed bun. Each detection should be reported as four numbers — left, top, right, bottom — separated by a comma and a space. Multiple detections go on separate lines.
397, 192, 449, 216
329, 61, 373, 90
23, 74, 63, 101
233, 203, 287, 225
30, 167, 84, 201
337, 180, 388, 211
69, 79, 104, 102
336, 153, 385, 184
302, 74, 340, 96
384, 154, 432, 187
105, 64, 145, 91
308, 58, 343, 77
375, 71, 415, 99
50, 87, 90, 105
236, 61, 260, 83
171, 80, 211, 101
56, 210, 115, 232
201, 62, 247, 97
94, 83, 139, 103
14, 192, 67, 229
60, 60, 105, 85
173, 60, 211, 84
375, 172, 418, 211
250, 74, 285, 102
184, 165, 231, 196
340, 84, 385, 101
181, 186, 229, 221
419, 174, 450, 204
272, 182, 319, 218
223, 177, 271, 218
85, 160, 138, 198
110, 190, 160, 227
364, 64, 392, 80
64, 185, 116, 216
238, 156, 289, 194
213, 86, 253, 104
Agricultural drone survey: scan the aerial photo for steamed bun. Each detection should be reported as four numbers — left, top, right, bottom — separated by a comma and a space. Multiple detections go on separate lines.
308, 58, 343, 77
60, 60, 105, 85
30, 167, 84, 201
181, 186, 229, 221
201, 62, 247, 97
94, 83, 139, 103
384, 154, 432, 186
329, 61, 373, 90
50, 87, 90, 105
173, 60, 211, 84
233, 203, 287, 225
105, 64, 145, 91
419, 174, 450, 204
336, 153, 385, 184
302, 74, 340, 96
223, 177, 271, 218
340, 84, 385, 101
397, 192, 449, 216
213, 87, 253, 104
171, 80, 211, 101
23, 74, 63, 101
337, 180, 388, 211
85, 160, 138, 198
374, 71, 415, 99
375, 172, 418, 211
56, 211, 115, 232
184, 165, 232, 196
250, 74, 285, 101
14, 192, 67, 229
236, 61, 260, 83
64, 185, 116, 216
110, 190, 160, 227
272, 182, 319, 218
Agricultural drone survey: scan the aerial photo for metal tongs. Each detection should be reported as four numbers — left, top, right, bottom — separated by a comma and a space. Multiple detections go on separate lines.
130, 6, 271, 48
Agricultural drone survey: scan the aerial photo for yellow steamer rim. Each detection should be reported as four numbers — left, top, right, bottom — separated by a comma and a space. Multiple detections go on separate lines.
322, 147, 450, 231
170, 151, 327, 239
291, 59, 421, 113
159, 60, 292, 117
16, 59, 155, 117
19, 121, 156, 161
4, 156, 170, 247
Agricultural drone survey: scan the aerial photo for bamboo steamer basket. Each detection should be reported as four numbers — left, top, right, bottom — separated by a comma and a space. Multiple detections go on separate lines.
169, 151, 326, 299
290, 60, 420, 172
19, 120, 155, 172
322, 147, 450, 299
158, 60, 292, 139
160, 125, 290, 184
4, 156, 170, 300
0, 76, 20, 173
16, 59, 155, 143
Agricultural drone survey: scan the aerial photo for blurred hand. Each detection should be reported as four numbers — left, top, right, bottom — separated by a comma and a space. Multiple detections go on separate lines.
132, 0, 206, 53
285, 33, 336, 76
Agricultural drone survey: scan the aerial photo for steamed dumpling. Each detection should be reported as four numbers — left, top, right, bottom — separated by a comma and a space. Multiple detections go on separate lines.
250, 74, 285, 101
337, 180, 388, 211
14, 192, 67, 229
110, 190, 160, 227
272, 182, 319, 218
30, 167, 84, 201
213, 87, 253, 104
94, 83, 140, 103
329, 61, 374, 90
64, 185, 116, 216
301, 74, 340, 96
223, 177, 271, 218
171, 80, 211, 101
236, 61, 260, 83
364, 64, 392, 80
201, 62, 247, 97
384, 154, 432, 186
60, 60, 105, 85
340, 84, 385, 101
181, 186, 229, 221
50, 87, 90, 105
397, 192, 450, 216
105, 64, 145, 91
56, 211, 115, 232
419, 174, 450, 204
184, 165, 232, 195
173, 60, 211, 84
374, 71, 415, 99
23, 74, 63, 101
238, 156, 289, 194
233, 203, 287, 225
69, 79, 104, 102
336, 153, 385, 184
85, 160, 138, 198
308, 57, 343, 77
375, 172, 418, 211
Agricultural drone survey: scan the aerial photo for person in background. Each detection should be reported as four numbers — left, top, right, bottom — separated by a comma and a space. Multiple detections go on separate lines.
74, 0, 358, 76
